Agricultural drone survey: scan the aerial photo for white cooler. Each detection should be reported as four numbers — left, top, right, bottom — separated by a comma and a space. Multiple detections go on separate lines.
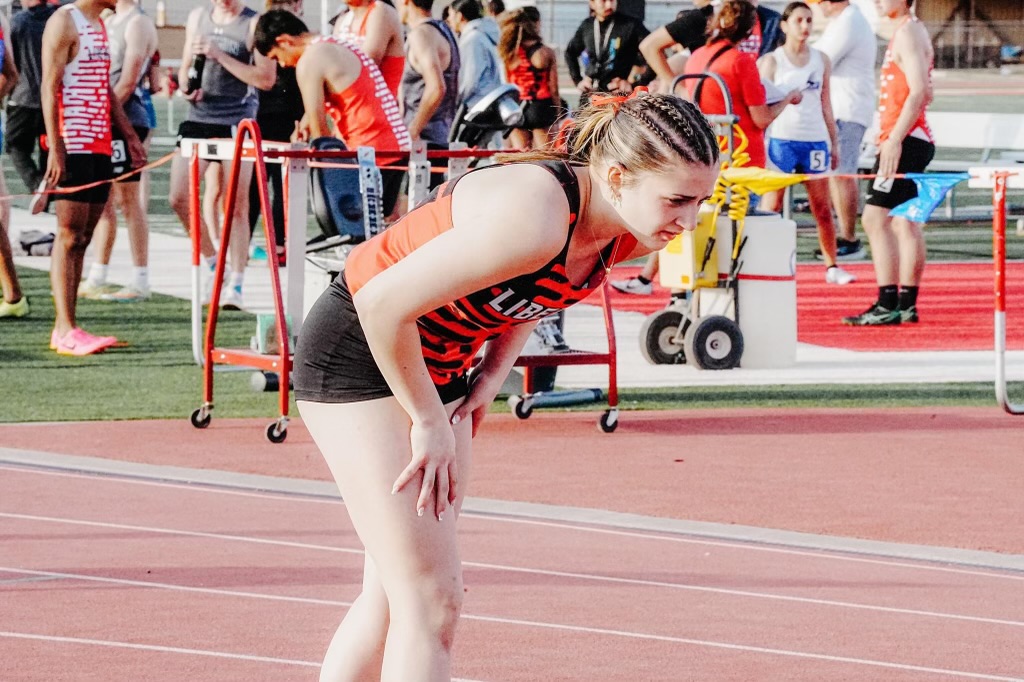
733, 213, 797, 368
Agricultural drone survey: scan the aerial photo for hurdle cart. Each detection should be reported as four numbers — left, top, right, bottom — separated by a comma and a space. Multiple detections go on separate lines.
185, 122, 621, 440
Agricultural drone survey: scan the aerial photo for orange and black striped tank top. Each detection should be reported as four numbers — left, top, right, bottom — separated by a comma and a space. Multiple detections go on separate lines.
344, 161, 632, 388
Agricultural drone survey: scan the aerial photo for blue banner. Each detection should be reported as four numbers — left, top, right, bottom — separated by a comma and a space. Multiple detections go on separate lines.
889, 172, 971, 222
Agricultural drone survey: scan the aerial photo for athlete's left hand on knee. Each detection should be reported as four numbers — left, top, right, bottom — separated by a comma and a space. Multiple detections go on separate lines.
451, 375, 500, 439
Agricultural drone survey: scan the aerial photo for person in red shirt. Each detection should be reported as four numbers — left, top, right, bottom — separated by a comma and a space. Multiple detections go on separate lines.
254, 10, 410, 214
612, 0, 798, 297
684, 0, 801, 171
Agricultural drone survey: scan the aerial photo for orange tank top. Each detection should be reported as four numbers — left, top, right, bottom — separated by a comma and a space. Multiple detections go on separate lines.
878, 17, 932, 144
319, 36, 410, 151
338, 1, 405, 97
345, 161, 636, 388
506, 43, 552, 101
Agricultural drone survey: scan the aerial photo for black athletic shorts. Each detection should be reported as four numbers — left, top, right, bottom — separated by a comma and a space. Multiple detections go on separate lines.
111, 126, 152, 182
57, 153, 113, 204
518, 97, 559, 131
293, 272, 469, 404
176, 120, 238, 148
865, 136, 936, 210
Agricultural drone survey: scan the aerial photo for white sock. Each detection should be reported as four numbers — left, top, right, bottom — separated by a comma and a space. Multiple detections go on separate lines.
205, 256, 217, 271
88, 263, 108, 285
133, 266, 149, 290
229, 272, 245, 291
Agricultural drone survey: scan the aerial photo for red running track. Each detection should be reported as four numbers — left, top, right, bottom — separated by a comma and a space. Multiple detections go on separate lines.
599, 262, 1024, 352
2, 463, 1022, 682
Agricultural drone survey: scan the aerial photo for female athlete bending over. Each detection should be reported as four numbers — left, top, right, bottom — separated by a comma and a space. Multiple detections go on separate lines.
293, 89, 721, 681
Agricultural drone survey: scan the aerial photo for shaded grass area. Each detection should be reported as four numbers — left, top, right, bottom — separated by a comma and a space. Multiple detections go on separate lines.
0, 268, 296, 423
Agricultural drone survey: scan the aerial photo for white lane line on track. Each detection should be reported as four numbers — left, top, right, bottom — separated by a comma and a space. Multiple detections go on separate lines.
0, 572, 1018, 682
3, 464, 1023, 583
0, 632, 488, 682
0, 631, 319, 667
3, 513, 1023, 629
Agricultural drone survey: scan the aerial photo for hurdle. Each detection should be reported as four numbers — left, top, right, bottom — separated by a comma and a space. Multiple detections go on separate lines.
969, 166, 1024, 415
182, 122, 621, 440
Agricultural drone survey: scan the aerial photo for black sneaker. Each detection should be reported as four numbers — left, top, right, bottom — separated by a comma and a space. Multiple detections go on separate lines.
842, 303, 901, 326
815, 238, 867, 261
900, 306, 919, 323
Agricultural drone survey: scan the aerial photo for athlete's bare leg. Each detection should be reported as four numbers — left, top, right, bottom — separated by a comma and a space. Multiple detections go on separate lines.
0, 172, 23, 304
862, 203, 899, 287
299, 396, 472, 681
169, 153, 217, 260
806, 177, 838, 267
51, 200, 108, 336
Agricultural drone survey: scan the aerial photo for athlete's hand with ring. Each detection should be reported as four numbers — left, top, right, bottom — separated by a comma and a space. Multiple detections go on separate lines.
393, 418, 459, 521
878, 138, 902, 179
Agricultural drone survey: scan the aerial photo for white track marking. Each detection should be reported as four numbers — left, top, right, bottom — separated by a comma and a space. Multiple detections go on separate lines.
3, 513, 1023, 628
0, 631, 319, 667
0, 632, 488, 682
3, 464, 1023, 582
0, 571, 1018, 682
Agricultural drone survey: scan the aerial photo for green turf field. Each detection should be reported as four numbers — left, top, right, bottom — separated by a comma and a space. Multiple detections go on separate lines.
0, 268, 293, 423
2, 92, 1023, 423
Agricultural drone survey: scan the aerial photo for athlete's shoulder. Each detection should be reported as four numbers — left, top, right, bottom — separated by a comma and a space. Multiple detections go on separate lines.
452, 163, 574, 242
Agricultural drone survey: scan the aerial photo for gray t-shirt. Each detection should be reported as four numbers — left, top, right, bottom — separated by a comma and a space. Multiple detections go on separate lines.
187, 6, 259, 125
108, 6, 152, 129
10, 4, 59, 108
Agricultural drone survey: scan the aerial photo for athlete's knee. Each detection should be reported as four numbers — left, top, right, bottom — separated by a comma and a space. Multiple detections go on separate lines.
57, 224, 92, 252
169, 185, 190, 216
396, 575, 463, 649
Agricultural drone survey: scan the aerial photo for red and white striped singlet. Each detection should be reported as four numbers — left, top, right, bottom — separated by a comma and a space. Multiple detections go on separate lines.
59, 6, 112, 155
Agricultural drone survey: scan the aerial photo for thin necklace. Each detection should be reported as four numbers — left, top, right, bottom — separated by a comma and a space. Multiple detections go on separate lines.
580, 173, 622, 278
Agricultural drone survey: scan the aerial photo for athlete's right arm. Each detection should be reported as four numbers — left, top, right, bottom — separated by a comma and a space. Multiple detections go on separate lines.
294, 47, 331, 140
639, 27, 679, 94
41, 10, 73, 186
354, 165, 571, 517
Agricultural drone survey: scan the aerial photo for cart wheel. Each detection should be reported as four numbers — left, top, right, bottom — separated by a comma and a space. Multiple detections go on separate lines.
639, 309, 687, 365
266, 420, 288, 443
190, 407, 211, 429
508, 395, 534, 419
251, 371, 280, 392
599, 409, 619, 433
684, 315, 744, 370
